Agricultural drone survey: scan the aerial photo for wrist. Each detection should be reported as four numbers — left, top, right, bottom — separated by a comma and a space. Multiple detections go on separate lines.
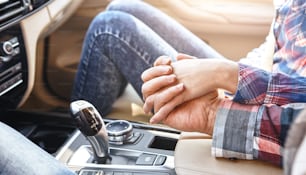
215, 60, 239, 94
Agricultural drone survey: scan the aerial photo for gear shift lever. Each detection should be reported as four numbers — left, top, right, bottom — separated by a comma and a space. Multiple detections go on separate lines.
70, 100, 110, 164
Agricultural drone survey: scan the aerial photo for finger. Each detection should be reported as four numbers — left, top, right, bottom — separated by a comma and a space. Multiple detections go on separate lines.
150, 99, 180, 124
153, 56, 172, 66
142, 74, 177, 100
176, 53, 197, 60
143, 94, 155, 114
149, 84, 185, 124
153, 83, 185, 113
143, 83, 184, 114
141, 65, 173, 82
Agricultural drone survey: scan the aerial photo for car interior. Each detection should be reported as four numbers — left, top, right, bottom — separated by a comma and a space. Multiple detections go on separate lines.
0, 0, 285, 174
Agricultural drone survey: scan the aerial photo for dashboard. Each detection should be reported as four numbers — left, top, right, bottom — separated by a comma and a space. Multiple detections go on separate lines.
0, 0, 50, 30
0, 0, 51, 109
0, 0, 83, 109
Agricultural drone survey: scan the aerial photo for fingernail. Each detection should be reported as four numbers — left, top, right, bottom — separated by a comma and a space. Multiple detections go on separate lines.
150, 118, 156, 124
177, 83, 184, 90
162, 57, 171, 64
162, 66, 172, 74
145, 110, 153, 116
143, 106, 149, 114
166, 66, 172, 73
167, 74, 176, 83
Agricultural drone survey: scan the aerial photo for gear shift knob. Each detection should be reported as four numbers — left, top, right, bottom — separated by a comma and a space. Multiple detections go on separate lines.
70, 100, 110, 164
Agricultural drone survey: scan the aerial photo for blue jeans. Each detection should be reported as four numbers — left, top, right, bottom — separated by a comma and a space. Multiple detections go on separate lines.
71, 0, 223, 116
0, 122, 75, 175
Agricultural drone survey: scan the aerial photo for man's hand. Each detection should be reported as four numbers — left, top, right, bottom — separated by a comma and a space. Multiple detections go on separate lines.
151, 90, 222, 135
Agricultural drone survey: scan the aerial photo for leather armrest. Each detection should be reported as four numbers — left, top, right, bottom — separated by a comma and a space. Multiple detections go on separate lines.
174, 132, 283, 175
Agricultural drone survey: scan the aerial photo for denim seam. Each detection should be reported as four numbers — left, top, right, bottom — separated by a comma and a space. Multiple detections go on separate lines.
77, 29, 151, 98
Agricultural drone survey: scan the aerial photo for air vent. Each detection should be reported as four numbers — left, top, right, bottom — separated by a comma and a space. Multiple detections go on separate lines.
0, 0, 28, 26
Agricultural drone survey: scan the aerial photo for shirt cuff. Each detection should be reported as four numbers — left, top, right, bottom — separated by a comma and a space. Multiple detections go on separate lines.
232, 63, 270, 104
211, 99, 261, 160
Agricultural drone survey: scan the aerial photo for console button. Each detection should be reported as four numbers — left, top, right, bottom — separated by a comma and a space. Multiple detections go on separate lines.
133, 173, 169, 175
154, 155, 167, 166
135, 153, 157, 165
78, 169, 104, 175
104, 171, 114, 175
9, 37, 18, 45
113, 172, 132, 175
125, 132, 142, 144
2, 41, 13, 55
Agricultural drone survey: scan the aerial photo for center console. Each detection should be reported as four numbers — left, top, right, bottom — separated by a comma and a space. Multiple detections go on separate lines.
54, 99, 178, 175
55, 120, 179, 175
0, 24, 28, 108
0, 0, 55, 109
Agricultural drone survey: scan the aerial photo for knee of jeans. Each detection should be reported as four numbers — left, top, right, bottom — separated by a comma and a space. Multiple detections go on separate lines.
106, 0, 146, 13
90, 11, 138, 36
107, 0, 132, 11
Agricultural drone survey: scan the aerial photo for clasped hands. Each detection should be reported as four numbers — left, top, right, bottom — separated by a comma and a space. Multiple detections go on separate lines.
141, 54, 239, 135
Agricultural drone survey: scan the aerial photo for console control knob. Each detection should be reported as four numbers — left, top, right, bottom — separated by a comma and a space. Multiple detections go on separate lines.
2, 41, 13, 55
0, 41, 14, 62
106, 120, 135, 145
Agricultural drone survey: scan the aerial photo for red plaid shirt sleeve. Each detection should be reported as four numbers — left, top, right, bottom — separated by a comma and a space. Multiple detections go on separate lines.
232, 0, 306, 105
212, 100, 306, 166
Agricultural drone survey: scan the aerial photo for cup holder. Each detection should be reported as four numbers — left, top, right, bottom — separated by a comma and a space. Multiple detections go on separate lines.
149, 136, 177, 151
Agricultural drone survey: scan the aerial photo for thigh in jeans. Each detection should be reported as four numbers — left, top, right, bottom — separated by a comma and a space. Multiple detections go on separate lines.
71, 10, 178, 115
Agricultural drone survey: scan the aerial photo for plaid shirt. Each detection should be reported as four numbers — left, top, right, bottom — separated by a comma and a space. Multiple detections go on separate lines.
234, 0, 306, 105
212, 100, 305, 166
212, 0, 306, 166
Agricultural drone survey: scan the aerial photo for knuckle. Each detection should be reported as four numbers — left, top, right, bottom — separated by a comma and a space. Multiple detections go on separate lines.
146, 95, 154, 106
141, 84, 147, 95
155, 93, 163, 102
157, 108, 168, 120
140, 72, 146, 82
141, 83, 150, 94
141, 69, 151, 82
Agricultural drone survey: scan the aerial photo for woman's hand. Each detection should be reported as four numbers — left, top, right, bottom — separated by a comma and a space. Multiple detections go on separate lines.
141, 56, 174, 101
170, 54, 238, 101
142, 54, 238, 116
170, 54, 223, 101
